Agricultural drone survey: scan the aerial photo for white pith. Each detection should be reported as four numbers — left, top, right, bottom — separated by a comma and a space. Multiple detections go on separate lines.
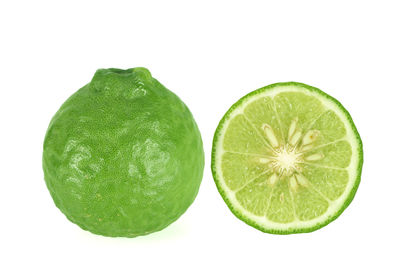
214, 85, 361, 231
260, 120, 323, 180
269, 145, 303, 177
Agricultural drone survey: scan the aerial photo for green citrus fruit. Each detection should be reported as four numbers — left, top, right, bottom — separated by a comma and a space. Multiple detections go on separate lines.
212, 82, 362, 234
43, 68, 204, 237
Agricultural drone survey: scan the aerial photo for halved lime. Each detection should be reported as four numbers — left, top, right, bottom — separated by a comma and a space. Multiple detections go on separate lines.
211, 82, 363, 234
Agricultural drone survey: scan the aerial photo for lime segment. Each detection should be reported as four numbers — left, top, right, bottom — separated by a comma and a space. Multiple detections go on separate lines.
223, 114, 271, 154
266, 179, 295, 223
221, 152, 271, 191
236, 174, 273, 217
243, 96, 283, 145
292, 185, 329, 221
301, 165, 349, 201
304, 140, 352, 168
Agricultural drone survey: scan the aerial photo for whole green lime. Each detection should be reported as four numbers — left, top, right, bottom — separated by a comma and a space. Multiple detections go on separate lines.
43, 68, 204, 237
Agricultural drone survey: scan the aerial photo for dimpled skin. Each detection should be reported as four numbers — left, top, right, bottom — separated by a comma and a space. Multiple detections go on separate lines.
43, 68, 204, 237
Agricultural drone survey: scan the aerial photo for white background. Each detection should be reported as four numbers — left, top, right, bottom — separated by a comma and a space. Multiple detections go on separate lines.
1, 0, 399, 266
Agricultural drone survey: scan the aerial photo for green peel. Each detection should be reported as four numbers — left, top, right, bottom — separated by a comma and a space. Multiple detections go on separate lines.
43, 68, 204, 237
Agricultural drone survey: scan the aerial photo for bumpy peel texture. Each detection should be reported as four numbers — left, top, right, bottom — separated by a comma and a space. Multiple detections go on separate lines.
43, 68, 204, 237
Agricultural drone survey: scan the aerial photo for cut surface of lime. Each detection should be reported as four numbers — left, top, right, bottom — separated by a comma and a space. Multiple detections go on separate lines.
212, 82, 362, 234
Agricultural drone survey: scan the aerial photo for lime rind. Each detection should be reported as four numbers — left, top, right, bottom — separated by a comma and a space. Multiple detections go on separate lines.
43, 68, 204, 237
211, 82, 363, 234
